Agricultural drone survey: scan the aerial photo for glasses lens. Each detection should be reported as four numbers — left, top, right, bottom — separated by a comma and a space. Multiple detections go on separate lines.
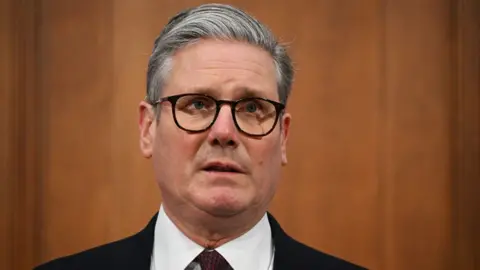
174, 95, 216, 131
235, 98, 277, 135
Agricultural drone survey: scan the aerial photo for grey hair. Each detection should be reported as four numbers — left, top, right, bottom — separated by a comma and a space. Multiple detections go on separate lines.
146, 3, 294, 113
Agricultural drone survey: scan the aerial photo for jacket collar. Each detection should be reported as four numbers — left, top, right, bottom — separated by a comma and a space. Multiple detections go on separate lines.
267, 213, 299, 270
115, 213, 156, 269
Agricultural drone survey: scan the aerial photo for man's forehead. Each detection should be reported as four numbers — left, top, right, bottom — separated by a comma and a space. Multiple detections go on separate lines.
163, 40, 278, 99
173, 86, 275, 100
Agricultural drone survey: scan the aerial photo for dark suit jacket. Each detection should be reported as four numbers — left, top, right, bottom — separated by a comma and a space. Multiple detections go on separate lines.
35, 213, 366, 270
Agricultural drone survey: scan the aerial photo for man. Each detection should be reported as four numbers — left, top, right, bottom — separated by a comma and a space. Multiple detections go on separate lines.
36, 3, 365, 270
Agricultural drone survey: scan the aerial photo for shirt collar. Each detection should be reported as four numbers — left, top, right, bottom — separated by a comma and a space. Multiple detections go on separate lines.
153, 205, 273, 270
216, 211, 273, 270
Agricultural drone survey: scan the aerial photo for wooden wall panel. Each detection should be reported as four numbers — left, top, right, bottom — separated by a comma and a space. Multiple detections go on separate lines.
1, 0, 39, 269
453, 0, 480, 268
108, 0, 163, 240
0, 1, 15, 269
384, 0, 453, 269
38, 0, 116, 262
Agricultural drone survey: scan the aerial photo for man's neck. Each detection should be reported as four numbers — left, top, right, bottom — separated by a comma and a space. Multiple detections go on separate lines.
162, 203, 265, 249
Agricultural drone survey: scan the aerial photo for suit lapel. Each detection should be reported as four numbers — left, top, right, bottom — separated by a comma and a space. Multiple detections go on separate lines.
117, 213, 158, 270
268, 213, 297, 270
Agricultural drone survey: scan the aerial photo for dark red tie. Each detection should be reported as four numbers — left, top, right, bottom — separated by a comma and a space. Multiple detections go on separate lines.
194, 249, 232, 270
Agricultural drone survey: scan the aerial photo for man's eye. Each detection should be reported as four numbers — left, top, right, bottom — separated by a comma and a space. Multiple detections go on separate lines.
192, 100, 205, 110
245, 102, 258, 113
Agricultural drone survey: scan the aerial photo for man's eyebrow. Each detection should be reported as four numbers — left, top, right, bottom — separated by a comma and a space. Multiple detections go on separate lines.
188, 87, 216, 95
235, 87, 265, 98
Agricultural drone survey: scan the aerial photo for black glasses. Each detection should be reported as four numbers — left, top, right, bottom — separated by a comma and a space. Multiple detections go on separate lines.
153, 93, 285, 136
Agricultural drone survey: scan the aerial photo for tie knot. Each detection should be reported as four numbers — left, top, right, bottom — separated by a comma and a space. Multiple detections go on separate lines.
194, 249, 232, 270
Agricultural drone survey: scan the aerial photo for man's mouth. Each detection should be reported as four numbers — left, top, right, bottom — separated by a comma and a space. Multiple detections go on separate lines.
202, 162, 244, 173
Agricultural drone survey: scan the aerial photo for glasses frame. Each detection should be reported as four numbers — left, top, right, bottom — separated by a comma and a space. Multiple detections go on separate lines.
152, 93, 285, 137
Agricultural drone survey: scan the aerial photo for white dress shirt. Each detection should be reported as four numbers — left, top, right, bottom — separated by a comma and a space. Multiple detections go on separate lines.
151, 205, 274, 270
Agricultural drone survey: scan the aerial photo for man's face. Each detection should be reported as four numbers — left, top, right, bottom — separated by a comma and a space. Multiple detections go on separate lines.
139, 39, 291, 217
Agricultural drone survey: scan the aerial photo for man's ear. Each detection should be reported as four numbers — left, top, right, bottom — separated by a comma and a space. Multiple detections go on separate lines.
139, 100, 156, 158
280, 112, 291, 166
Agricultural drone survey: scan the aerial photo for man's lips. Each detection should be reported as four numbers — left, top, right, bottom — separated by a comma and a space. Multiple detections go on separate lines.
201, 161, 245, 174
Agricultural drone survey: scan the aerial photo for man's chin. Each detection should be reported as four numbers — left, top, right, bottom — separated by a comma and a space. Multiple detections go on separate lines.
196, 196, 249, 218
204, 205, 245, 218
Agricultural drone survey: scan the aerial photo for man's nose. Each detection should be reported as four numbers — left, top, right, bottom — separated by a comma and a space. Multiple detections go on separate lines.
207, 105, 238, 148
